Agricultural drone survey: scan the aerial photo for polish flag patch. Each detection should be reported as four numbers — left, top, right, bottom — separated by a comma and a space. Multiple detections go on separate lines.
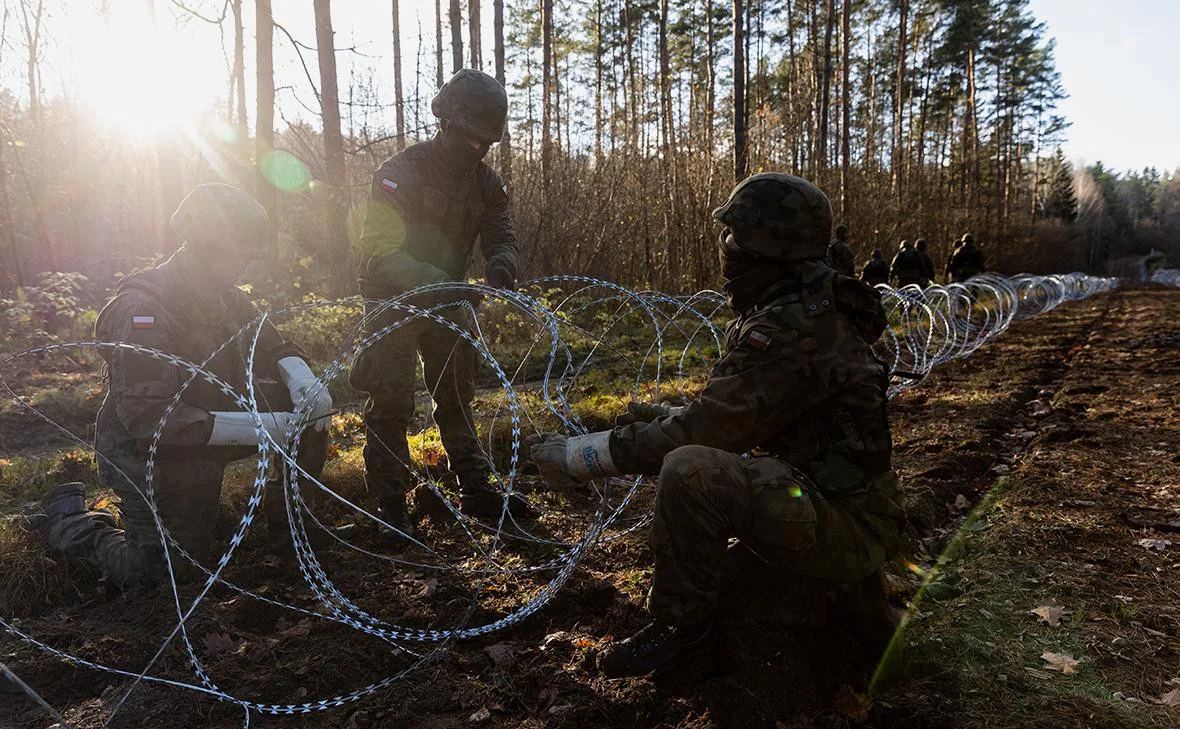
380, 178, 399, 193
746, 330, 772, 351
131, 315, 155, 330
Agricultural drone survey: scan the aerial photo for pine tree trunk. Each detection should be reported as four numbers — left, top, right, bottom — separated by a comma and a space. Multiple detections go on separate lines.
594, 0, 603, 163
435, 0, 444, 86
541, 0, 553, 185
469, 0, 481, 68
705, 0, 716, 155
231, 0, 247, 143
494, 0, 511, 187
892, 0, 907, 197
255, 0, 278, 257
392, 0, 406, 149
449, 0, 463, 73
733, 0, 747, 181
840, 0, 851, 215
314, 0, 350, 294
818, 0, 835, 174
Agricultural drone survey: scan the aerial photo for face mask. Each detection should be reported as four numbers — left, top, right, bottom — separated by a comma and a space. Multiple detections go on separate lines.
440, 125, 491, 171
717, 229, 762, 287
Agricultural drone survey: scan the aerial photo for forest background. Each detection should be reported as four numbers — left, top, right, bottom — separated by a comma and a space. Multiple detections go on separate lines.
0, 0, 1177, 338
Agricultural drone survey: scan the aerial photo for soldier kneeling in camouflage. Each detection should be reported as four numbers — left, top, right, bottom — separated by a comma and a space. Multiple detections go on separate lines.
36, 184, 342, 590
529, 173, 906, 678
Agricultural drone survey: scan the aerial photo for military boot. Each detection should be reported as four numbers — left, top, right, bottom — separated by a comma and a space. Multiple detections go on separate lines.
596, 619, 720, 679
458, 481, 539, 523
30, 482, 87, 537
830, 569, 903, 656
373, 497, 417, 544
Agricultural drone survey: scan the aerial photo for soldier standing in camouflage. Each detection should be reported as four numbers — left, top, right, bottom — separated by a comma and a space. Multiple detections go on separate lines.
528, 174, 905, 678
827, 224, 855, 277
946, 233, 986, 283
36, 184, 337, 590
915, 239, 936, 286
860, 248, 890, 287
350, 69, 532, 540
889, 239, 925, 288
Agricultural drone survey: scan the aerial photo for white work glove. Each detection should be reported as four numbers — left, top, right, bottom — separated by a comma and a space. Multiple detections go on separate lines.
527, 431, 620, 488
614, 401, 685, 426
278, 356, 333, 432
207, 411, 299, 447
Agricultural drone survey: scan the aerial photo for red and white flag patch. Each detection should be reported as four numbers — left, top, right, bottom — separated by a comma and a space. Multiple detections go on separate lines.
380, 178, 399, 193
131, 315, 155, 330
746, 330, 772, 351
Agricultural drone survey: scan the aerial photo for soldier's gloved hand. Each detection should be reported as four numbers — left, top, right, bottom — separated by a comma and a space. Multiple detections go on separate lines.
614, 401, 685, 426
526, 431, 620, 488
278, 356, 333, 432
485, 262, 516, 291
207, 411, 300, 447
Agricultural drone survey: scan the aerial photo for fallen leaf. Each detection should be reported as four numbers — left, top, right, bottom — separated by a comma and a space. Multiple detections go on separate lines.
279, 619, 313, 638
1041, 651, 1081, 674
414, 578, 439, 598
469, 707, 491, 722
1029, 602, 1066, 627
833, 684, 872, 722
540, 631, 573, 650
201, 632, 235, 656
1137, 538, 1172, 551
1159, 688, 1180, 706
953, 494, 971, 511
484, 641, 519, 667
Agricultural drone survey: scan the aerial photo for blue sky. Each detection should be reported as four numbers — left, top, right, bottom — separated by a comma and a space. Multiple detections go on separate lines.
1027, 0, 1180, 173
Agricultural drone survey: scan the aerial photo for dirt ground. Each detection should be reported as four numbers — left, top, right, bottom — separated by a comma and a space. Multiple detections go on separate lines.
2, 287, 1178, 729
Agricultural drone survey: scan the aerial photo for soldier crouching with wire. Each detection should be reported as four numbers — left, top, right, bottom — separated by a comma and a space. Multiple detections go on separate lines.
528, 173, 906, 678
35, 184, 341, 590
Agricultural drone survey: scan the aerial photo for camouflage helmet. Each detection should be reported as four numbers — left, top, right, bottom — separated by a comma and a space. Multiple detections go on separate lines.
961, 232, 975, 245
431, 69, 508, 143
916, 238, 927, 250
170, 183, 269, 252
834, 223, 849, 240
712, 173, 833, 263
899, 239, 911, 250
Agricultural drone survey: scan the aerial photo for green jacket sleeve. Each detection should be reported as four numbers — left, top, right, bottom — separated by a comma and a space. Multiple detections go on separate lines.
95, 292, 215, 446
608, 314, 827, 475
477, 167, 519, 276
358, 159, 451, 294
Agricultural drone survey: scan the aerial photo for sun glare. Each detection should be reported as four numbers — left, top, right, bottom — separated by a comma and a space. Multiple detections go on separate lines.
72, 8, 224, 141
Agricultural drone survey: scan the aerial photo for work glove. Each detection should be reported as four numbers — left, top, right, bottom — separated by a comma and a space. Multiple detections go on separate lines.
278, 356, 333, 432
527, 431, 620, 488
485, 261, 516, 291
207, 411, 300, 447
614, 401, 685, 426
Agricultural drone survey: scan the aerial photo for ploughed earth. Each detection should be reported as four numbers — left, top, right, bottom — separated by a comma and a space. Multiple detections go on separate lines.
1, 287, 1178, 729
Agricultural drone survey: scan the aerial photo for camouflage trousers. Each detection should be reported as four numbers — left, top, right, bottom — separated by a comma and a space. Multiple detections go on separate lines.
45, 417, 327, 590
349, 313, 488, 507
648, 445, 904, 627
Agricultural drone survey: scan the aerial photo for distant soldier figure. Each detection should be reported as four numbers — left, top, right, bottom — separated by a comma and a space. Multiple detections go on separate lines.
860, 249, 890, 287
889, 240, 925, 288
827, 223, 856, 277
351, 68, 533, 540
915, 238, 936, 286
947, 233, 986, 283
36, 184, 338, 590
944, 239, 962, 282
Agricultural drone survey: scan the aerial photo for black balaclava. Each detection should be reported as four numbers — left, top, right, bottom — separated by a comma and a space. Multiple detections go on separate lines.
438, 121, 491, 172
718, 229, 795, 313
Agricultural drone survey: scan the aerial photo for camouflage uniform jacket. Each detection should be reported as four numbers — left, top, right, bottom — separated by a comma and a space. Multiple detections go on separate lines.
889, 247, 924, 284
948, 242, 985, 281
93, 255, 302, 485
357, 136, 519, 299
610, 260, 893, 497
